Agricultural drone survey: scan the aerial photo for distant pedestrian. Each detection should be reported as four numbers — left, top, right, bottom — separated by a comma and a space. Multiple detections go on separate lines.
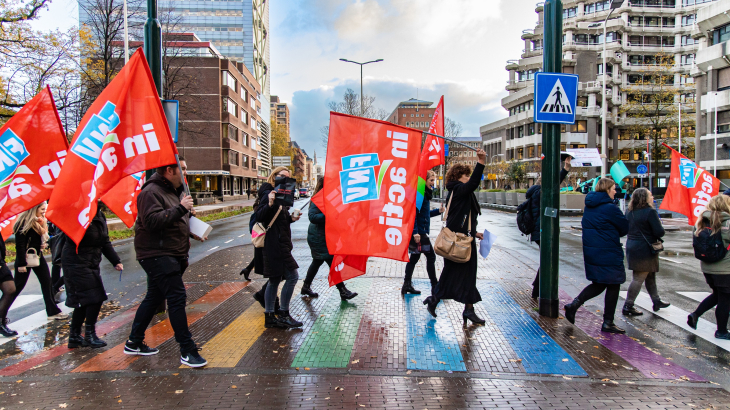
424, 149, 487, 327
622, 188, 669, 316
255, 166, 303, 329
301, 176, 358, 300
63, 206, 123, 348
0, 239, 17, 337
48, 221, 66, 302
125, 161, 208, 367
688, 195, 730, 340
246, 188, 251, 200
11, 203, 66, 320
564, 177, 629, 334
526, 157, 571, 299
402, 170, 444, 296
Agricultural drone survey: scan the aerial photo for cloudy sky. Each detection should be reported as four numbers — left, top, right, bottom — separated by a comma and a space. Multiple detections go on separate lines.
31, 0, 539, 160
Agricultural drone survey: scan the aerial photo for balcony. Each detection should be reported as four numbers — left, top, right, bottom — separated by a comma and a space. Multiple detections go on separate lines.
701, 89, 730, 113
695, 40, 730, 71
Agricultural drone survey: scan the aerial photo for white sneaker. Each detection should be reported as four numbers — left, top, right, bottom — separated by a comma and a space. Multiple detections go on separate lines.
47, 313, 68, 321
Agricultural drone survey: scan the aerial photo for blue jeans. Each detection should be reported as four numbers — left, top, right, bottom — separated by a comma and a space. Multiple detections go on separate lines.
265, 269, 298, 313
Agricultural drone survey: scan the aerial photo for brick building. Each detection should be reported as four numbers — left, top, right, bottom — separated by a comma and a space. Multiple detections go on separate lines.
270, 96, 290, 137
386, 98, 436, 131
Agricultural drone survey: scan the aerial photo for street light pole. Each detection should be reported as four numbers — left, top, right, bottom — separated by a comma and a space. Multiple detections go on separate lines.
678, 101, 681, 154
123, 0, 129, 64
144, 0, 163, 97
601, 0, 623, 177
339, 58, 384, 116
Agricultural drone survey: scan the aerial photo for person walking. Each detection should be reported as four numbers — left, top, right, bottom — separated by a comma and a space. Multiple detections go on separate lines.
527, 157, 571, 299
424, 149, 487, 327
622, 187, 669, 316
687, 195, 730, 340
48, 221, 66, 302
12, 203, 65, 320
402, 170, 445, 295
63, 206, 123, 348
564, 178, 629, 333
124, 161, 208, 367
301, 177, 358, 300
0, 238, 18, 337
255, 166, 303, 329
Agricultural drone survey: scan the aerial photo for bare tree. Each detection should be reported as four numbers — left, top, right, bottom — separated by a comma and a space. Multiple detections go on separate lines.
445, 117, 463, 139
320, 88, 389, 150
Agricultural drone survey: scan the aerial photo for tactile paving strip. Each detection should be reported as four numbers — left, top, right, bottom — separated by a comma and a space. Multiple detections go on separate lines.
478, 280, 587, 376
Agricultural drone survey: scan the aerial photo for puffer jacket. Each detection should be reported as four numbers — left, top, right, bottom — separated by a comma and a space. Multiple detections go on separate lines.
62, 209, 121, 308
581, 191, 629, 284
307, 201, 330, 260
253, 183, 298, 278
696, 210, 730, 275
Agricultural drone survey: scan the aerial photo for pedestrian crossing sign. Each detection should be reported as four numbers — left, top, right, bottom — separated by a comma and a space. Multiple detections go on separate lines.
534, 72, 579, 124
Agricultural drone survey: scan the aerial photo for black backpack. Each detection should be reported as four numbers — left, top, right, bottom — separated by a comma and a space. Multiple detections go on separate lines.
693, 226, 729, 263
516, 198, 535, 235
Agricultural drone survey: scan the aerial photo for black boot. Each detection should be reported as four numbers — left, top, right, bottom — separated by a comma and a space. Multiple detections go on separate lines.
68, 327, 87, 348
653, 300, 670, 312
239, 267, 252, 281
423, 296, 439, 318
264, 312, 287, 329
622, 305, 643, 316
84, 325, 107, 348
277, 310, 303, 328
301, 283, 319, 298
687, 312, 700, 330
564, 297, 582, 324
0, 317, 18, 337
401, 280, 421, 295
338, 285, 358, 301
463, 307, 485, 327
601, 320, 626, 334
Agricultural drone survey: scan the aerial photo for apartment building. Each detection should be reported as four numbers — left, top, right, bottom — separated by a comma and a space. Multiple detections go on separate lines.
480, 0, 707, 188
447, 138, 484, 168
270, 95, 291, 137
387, 98, 437, 131
691, 0, 730, 184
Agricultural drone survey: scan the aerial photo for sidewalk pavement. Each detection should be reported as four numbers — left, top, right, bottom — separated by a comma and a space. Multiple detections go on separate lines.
1, 237, 729, 408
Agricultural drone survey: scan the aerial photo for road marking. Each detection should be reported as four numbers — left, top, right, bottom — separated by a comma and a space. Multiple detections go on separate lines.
8, 295, 43, 312
238, 234, 246, 238
659, 256, 683, 264
224, 239, 234, 244
570, 233, 582, 237
208, 246, 220, 251
677, 291, 712, 303
194, 302, 265, 368
0, 304, 74, 345
620, 291, 730, 351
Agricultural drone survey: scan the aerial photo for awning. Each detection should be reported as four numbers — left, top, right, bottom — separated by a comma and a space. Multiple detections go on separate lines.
186, 170, 231, 176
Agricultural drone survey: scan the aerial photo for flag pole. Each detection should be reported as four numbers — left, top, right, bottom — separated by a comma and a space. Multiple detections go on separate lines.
422, 131, 478, 152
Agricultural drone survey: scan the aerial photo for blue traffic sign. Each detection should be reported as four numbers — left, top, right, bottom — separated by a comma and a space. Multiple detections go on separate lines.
444, 143, 449, 157
637, 164, 648, 174
534, 72, 579, 124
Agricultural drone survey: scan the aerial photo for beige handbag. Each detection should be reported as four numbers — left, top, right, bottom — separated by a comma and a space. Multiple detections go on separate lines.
433, 194, 473, 263
25, 248, 40, 268
251, 206, 282, 248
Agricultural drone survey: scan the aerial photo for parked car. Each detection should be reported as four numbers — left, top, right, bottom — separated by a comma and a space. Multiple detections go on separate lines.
299, 188, 309, 198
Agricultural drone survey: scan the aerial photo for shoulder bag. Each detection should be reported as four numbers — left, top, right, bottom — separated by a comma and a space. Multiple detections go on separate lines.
25, 248, 40, 268
631, 212, 664, 255
251, 206, 282, 248
433, 194, 473, 263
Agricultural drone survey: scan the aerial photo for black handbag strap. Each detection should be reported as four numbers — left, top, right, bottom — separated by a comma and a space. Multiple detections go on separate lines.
630, 211, 661, 248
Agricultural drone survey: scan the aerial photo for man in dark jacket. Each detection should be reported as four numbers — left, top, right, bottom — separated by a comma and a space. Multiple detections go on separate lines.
527, 157, 571, 299
124, 161, 208, 368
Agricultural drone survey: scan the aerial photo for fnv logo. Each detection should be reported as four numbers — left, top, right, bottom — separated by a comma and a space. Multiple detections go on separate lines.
71, 101, 120, 165
339, 153, 392, 205
0, 128, 30, 184
679, 158, 699, 189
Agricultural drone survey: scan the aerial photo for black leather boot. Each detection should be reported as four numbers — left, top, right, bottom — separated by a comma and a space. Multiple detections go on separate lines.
401, 280, 421, 295
601, 320, 626, 334
264, 312, 287, 329
687, 312, 700, 330
239, 267, 252, 281
84, 325, 107, 348
277, 310, 303, 328
68, 326, 87, 348
423, 296, 439, 318
338, 285, 358, 301
301, 284, 319, 298
564, 297, 582, 324
653, 300, 670, 312
462, 307, 485, 327
622, 305, 643, 316
0, 317, 17, 337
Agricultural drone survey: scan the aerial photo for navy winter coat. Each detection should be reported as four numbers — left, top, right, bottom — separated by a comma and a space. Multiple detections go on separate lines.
524, 168, 569, 242
581, 191, 629, 284
307, 201, 330, 261
413, 192, 442, 237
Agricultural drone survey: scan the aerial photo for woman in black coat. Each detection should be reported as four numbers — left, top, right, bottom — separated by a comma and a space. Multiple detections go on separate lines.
622, 187, 669, 316
63, 206, 123, 348
0, 239, 18, 337
301, 177, 358, 300
424, 149, 487, 326
564, 178, 629, 334
254, 167, 303, 329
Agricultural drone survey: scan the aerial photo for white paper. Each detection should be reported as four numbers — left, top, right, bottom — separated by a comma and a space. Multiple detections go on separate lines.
566, 148, 602, 167
189, 216, 213, 240
479, 229, 497, 259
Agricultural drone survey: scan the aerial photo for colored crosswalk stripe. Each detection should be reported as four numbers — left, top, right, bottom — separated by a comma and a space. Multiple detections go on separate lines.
291, 278, 372, 369
195, 301, 265, 367
478, 281, 587, 376
404, 280, 466, 372
72, 282, 248, 373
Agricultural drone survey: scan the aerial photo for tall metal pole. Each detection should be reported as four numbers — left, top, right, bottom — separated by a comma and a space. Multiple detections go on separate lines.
123, 0, 129, 64
601, 8, 615, 177
360, 64, 364, 117
715, 92, 719, 176
678, 101, 681, 154
144, 0, 163, 97
539, 0, 563, 318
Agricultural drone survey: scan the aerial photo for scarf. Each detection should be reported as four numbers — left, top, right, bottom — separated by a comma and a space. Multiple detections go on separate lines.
424, 186, 433, 202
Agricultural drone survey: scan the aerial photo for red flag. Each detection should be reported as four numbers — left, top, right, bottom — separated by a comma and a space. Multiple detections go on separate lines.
100, 171, 146, 228
328, 254, 368, 286
416, 96, 445, 209
323, 113, 421, 262
0, 87, 68, 233
660, 144, 720, 225
47, 49, 177, 245
0, 215, 18, 241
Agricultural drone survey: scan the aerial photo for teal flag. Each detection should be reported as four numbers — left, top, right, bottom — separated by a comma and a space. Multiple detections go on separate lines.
610, 160, 631, 189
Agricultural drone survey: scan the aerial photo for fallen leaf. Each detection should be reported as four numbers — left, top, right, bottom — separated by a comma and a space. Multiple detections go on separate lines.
114, 396, 121, 399
335, 386, 344, 391
509, 359, 522, 363
562, 376, 572, 380
231, 385, 237, 389
437, 360, 447, 365
411, 359, 417, 364
175, 390, 184, 394
295, 367, 300, 370
355, 393, 360, 397
16, 380, 22, 384
273, 351, 278, 353
59, 405, 67, 409
352, 360, 359, 364
304, 367, 310, 371
562, 359, 569, 362
435, 396, 443, 400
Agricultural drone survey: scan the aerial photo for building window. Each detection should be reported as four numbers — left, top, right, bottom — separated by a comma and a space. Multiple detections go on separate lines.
403, 114, 406, 117
620, 149, 630, 160
712, 23, 730, 45
222, 149, 230, 165
224, 98, 238, 117
242, 132, 249, 146
680, 54, 694, 66
242, 154, 249, 168
411, 114, 414, 117
223, 124, 238, 141
563, 7, 577, 18
229, 150, 239, 166
681, 14, 695, 27
681, 35, 698, 46
222, 71, 236, 91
